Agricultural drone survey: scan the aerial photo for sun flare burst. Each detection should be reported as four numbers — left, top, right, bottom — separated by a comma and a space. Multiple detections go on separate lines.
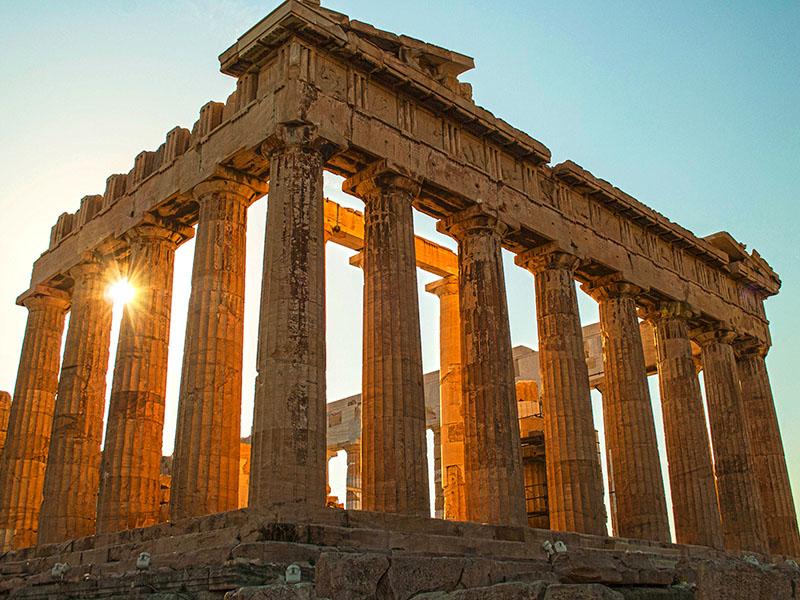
106, 278, 136, 307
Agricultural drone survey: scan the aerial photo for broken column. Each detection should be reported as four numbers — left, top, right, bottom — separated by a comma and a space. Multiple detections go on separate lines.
438, 205, 527, 527
342, 163, 429, 516
170, 176, 263, 521
647, 302, 723, 549
0, 286, 69, 551
96, 218, 191, 534
516, 247, 607, 536
697, 327, 768, 553
249, 124, 336, 510
426, 275, 467, 522
585, 279, 670, 542
38, 258, 114, 544
736, 343, 800, 556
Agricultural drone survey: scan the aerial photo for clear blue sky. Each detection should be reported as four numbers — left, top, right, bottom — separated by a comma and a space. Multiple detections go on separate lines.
0, 1, 798, 533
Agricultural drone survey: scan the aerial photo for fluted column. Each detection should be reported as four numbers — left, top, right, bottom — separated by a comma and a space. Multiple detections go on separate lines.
647, 303, 722, 548
0, 392, 10, 457
97, 218, 191, 534
170, 177, 264, 521
0, 286, 69, 551
516, 247, 606, 536
426, 276, 467, 521
38, 259, 114, 544
697, 328, 768, 553
584, 279, 670, 542
249, 124, 336, 510
344, 442, 361, 510
736, 344, 800, 556
438, 206, 527, 527
342, 163, 429, 516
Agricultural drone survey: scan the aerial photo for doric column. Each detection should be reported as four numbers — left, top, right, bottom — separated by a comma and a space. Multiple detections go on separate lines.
736, 343, 800, 556
342, 162, 429, 516
344, 442, 361, 510
0, 286, 69, 551
249, 124, 338, 510
438, 205, 527, 527
426, 276, 467, 521
170, 175, 265, 521
432, 425, 444, 519
38, 258, 114, 544
97, 218, 192, 534
516, 247, 606, 536
584, 279, 670, 542
0, 392, 10, 457
646, 303, 722, 549
696, 327, 768, 553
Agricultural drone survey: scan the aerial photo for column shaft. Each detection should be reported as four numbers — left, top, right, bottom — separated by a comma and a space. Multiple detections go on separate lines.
0, 392, 10, 458
38, 262, 113, 544
699, 331, 768, 553
345, 442, 361, 510
650, 307, 722, 548
518, 250, 606, 536
97, 221, 187, 534
738, 348, 800, 556
345, 169, 429, 516
588, 281, 670, 542
0, 288, 69, 550
170, 180, 254, 521
426, 276, 467, 521
249, 127, 327, 509
439, 207, 527, 527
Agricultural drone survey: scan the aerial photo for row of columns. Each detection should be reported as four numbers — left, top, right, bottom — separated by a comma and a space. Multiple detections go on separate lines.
0, 123, 797, 562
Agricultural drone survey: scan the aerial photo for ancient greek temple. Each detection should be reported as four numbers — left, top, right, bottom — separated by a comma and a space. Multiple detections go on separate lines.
1, 1, 798, 597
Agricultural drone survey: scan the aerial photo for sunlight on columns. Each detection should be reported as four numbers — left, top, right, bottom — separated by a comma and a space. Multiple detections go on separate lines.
106, 278, 135, 308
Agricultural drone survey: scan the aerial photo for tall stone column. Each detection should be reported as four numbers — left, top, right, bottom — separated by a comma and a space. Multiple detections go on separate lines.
38, 259, 114, 544
344, 442, 361, 510
697, 328, 768, 554
584, 279, 670, 542
0, 392, 10, 457
97, 218, 191, 534
516, 247, 606, 536
737, 343, 800, 556
0, 286, 69, 551
249, 124, 336, 510
170, 176, 264, 521
426, 276, 467, 521
647, 303, 722, 549
432, 425, 444, 519
342, 163, 429, 516
438, 206, 527, 527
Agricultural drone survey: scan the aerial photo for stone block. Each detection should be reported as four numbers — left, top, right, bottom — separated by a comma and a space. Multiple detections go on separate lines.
226, 582, 316, 600
544, 584, 624, 599
314, 551, 390, 600
388, 555, 466, 599
414, 581, 548, 599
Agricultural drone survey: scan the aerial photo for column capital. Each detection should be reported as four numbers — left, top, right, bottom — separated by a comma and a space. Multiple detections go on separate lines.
582, 275, 644, 302
194, 167, 269, 206
425, 275, 459, 298
515, 243, 581, 274
641, 300, 698, 323
348, 251, 364, 269
258, 122, 345, 162
20, 285, 70, 312
437, 204, 518, 241
124, 214, 195, 248
694, 324, 738, 348
341, 159, 421, 201
734, 338, 770, 359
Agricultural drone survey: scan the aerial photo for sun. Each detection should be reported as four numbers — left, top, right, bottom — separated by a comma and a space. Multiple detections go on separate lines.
106, 278, 136, 306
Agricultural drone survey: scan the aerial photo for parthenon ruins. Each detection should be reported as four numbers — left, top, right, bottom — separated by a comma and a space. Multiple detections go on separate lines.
1, 1, 798, 598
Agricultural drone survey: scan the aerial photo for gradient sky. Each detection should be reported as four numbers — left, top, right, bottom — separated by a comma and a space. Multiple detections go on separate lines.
0, 0, 798, 536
